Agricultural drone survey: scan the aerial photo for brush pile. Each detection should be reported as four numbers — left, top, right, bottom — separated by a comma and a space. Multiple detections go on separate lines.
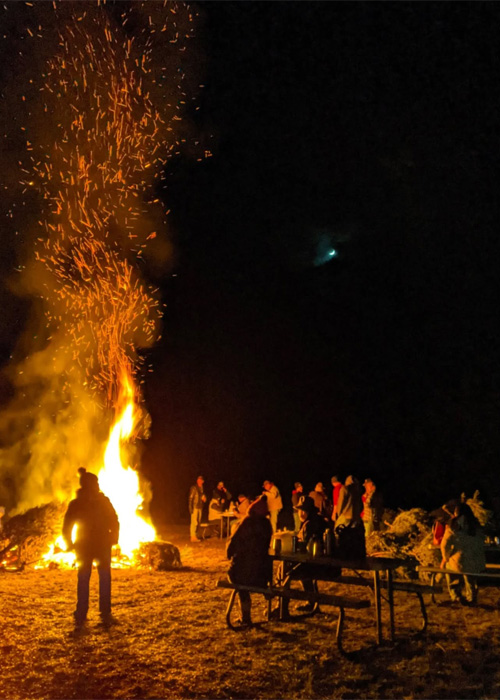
366, 508, 437, 577
0, 502, 66, 569
135, 541, 182, 571
366, 492, 496, 579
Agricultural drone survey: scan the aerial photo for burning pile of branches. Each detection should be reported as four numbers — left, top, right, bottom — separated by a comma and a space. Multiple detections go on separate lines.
0, 502, 66, 570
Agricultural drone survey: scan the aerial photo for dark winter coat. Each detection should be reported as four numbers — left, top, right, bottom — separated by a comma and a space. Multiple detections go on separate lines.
188, 484, 205, 514
63, 487, 119, 560
227, 514, 273, 587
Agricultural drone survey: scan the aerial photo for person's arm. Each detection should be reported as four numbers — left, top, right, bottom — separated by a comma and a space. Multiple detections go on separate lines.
62, 502, 77, 550
107, 499, 120, 545
440, 527, 454, 567
188, 487, 195, 514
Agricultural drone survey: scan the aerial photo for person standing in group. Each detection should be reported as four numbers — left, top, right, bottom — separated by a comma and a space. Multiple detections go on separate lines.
334, 475, 366, 560
362, 478, 384, 536
188, 475, 207, 543
262, 479, 283, 533
309, 482, 329, 518
291, 482, 304, 532
63, 468, 120, 629
331, 475, 344, 522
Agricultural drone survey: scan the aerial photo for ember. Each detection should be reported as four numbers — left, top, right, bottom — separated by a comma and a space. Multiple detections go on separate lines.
0, 2, 203, 550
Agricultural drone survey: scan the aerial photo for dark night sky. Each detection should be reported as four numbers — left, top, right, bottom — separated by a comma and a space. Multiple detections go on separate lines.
1, 2, 500, 524
143, 2, 500, 524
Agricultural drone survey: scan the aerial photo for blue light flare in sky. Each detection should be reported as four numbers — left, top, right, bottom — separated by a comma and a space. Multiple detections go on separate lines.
314, 231, 338, 266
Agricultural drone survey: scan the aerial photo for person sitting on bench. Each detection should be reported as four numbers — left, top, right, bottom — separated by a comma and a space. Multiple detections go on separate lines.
281, 495, 333, 616
441, 502, 485, 604
226, 495, 273, 626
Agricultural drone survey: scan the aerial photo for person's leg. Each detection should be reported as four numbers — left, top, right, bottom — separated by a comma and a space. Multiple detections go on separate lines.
270, 510, 278, 533
190, 509, 200, 540
446, 573, 460, 602
298, 578, 318, 612
97, 554, 112, 619
364, 520, 374, 537
463, 575, 477, 604
208, 519, 221, 537
75, 559, 92, 625
293, 512, 301, 533
238, 590, 252, 625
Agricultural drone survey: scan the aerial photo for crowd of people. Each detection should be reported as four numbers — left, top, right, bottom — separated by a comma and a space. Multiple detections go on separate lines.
188, 474, 489, 624
56, 468, 488, 631
189, 474, 384, 543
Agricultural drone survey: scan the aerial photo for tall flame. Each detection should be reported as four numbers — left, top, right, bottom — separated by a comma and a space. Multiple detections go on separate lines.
98, 372, 155, 557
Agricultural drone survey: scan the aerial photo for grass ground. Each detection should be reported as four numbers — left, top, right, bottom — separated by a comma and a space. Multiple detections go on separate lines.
1, 526, 500, 699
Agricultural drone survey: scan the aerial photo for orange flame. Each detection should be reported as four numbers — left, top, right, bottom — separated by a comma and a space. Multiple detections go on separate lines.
37, 372, 155, 569
97, 373, 155, 556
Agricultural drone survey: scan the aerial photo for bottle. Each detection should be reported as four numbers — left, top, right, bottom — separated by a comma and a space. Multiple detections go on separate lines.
291, 535, 298, 553
312, 536, 323, 558
274, 537, 282, 555
323, 528, 333, 557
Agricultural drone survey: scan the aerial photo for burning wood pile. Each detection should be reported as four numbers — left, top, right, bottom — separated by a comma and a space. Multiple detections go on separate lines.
0, 502, 66, 570
0, 501, 181, 572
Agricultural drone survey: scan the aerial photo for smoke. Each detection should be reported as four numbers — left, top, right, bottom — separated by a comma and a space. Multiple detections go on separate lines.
0, 1, 204, 512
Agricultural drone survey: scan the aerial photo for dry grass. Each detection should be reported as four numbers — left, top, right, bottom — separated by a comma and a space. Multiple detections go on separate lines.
2, 526, 500, 699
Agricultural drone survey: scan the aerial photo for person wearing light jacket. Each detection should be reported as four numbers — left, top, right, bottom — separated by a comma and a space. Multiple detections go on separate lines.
441, 502, 485, 604
262, 480, 283, 533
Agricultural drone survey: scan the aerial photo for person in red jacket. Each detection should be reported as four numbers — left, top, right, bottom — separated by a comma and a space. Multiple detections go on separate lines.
63, 468, 119, 628
331, 475, 344, 522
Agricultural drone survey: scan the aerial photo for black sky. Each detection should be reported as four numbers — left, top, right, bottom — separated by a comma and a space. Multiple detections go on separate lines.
142, 2, 500, 524
1, 2, 500, 523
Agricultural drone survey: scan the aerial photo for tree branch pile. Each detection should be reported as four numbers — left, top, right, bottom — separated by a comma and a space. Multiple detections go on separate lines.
0, 502, 66, 569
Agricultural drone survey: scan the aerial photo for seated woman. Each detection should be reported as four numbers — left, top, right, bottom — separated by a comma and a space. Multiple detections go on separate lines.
229, 494, 251, 536
441, 503, 485, 604
208, 482, 233, 537
226, 495, 273, 626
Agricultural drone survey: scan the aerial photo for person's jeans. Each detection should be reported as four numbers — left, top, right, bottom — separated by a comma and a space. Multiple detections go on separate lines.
190, 509, 202, 539
75, 555, 111, 623
269, 510, 279, 533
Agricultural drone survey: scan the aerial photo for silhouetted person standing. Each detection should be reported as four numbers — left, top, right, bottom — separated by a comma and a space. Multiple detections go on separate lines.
63, 468, 119, 628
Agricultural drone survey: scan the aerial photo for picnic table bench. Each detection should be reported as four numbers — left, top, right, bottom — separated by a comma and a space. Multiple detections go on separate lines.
330, 574, 434, 632
216, 578, 370, 654
417, 565, 500, 603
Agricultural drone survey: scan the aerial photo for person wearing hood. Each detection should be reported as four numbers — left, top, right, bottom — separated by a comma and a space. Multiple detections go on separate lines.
63, 468, 119, 628
226, 495, 273, 626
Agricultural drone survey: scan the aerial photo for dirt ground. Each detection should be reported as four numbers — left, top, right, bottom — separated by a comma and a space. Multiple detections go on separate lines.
1, 526, 500, 700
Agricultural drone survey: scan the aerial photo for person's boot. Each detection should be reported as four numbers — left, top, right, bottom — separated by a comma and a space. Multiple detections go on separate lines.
240, 599, 252, 626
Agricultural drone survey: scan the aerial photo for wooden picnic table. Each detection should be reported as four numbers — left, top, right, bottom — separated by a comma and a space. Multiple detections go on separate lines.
272, 552, 409, 645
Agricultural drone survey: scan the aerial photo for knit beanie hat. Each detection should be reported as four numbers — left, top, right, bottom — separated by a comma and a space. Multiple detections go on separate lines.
78, 467, 99, 491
